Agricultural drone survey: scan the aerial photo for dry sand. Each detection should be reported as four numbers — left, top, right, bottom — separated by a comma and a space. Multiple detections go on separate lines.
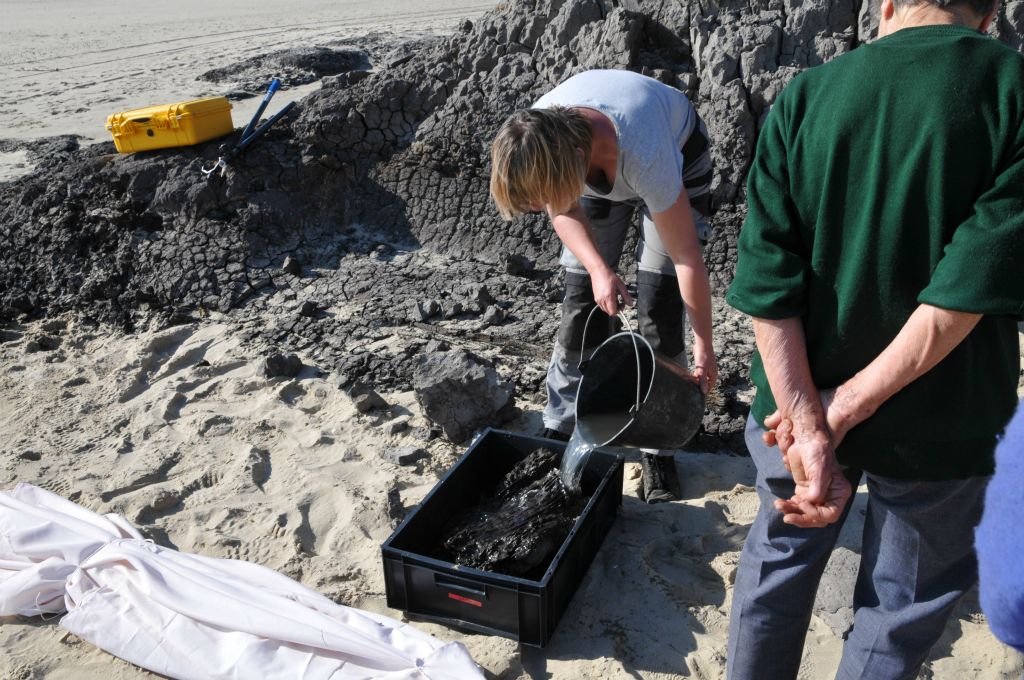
1, 318, 1022, 679
2, 2, 1024, 678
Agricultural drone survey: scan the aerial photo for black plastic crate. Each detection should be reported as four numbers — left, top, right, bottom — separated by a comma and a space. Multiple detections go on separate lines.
381, 428, 624, 647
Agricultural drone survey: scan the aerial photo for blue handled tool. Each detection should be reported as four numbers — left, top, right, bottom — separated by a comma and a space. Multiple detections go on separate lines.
240, 78, 281, 142
202, 78, 295, 179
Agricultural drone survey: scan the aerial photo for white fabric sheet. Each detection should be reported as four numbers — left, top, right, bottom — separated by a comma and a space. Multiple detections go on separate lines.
0, 483, 484, 680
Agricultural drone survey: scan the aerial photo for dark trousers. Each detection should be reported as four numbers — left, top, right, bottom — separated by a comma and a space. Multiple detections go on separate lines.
727, 415, 988, 680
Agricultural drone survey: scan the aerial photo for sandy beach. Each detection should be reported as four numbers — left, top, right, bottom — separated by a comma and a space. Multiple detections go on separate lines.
0, 0, 492, 182
2, 0, 1023, 678
1, 316, 1022, 679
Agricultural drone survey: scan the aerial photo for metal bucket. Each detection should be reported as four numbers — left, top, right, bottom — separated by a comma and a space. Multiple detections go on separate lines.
574, 309, 704, 449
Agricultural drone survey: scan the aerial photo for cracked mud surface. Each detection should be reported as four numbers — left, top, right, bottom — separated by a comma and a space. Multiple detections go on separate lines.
2, 0, 1021, 450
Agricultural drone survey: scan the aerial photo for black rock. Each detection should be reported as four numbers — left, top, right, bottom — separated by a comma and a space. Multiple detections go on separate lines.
411, 300, 439, 322
423, 339, 450, 353
25, 334, 60, 353
503, 254, 536, 277
441, 301, 464, 319
461, 284, 495, 310
413, 350, 513, 444
282, 256, 301, 276
482, 305, 506, 326
353, 389, 389, 413
410, 426, 437, 442
10, 294, 36, 314
382, 445, 428, 466
386, 486, 405, 520
381, 416, 409, 435
263, 353, 303, 378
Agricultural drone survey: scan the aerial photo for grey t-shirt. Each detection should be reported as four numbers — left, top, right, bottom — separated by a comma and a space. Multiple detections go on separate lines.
533, 69, 698, 213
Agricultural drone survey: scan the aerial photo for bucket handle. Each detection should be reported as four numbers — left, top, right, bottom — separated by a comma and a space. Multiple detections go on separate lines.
577, 306, 643, 416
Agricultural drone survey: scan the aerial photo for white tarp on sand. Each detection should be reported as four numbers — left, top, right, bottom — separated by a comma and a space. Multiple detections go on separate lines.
0, 483, 483, 680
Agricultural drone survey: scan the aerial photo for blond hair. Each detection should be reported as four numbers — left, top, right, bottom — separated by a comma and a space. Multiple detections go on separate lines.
489, 106, 593, 219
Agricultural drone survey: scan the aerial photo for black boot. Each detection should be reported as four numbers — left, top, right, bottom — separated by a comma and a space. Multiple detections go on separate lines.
641, 452, 679, 503
541, 428, 572, 443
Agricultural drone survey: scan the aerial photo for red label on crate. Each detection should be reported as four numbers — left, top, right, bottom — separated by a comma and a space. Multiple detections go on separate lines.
447, 592, 483, 607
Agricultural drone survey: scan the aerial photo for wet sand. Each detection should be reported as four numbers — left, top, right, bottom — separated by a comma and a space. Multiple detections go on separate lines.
1, 0, 494, 143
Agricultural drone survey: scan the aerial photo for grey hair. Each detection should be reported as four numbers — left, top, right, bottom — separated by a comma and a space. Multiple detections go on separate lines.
893, 0, 997, 16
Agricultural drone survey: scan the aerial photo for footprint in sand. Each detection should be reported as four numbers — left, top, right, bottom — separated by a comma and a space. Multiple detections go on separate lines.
115, 326, 197, 403
100, 447, 183, 502
161, 391, 188, 422
197, 414, 234, 437
244, 447, 271, 489
269, 513, 289, 539
643, 535, 727, 609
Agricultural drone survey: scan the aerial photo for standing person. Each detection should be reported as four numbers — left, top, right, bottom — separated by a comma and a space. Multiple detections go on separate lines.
489, 69, 718, 503
724, 0, 1024, 677
976, 400, 1024, 655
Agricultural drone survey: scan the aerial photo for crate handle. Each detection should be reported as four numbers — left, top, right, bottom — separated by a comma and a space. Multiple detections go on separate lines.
434, 575, 488, 599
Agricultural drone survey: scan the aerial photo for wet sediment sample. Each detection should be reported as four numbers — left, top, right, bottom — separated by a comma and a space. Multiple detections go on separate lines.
439, 447, 586, 577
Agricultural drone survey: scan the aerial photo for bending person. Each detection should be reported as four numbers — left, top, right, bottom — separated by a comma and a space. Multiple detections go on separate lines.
490, 69, 718, 502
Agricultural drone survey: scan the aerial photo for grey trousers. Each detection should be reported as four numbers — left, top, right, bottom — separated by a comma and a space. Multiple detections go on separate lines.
541, 198, 710, 436
727, 415, 989, 680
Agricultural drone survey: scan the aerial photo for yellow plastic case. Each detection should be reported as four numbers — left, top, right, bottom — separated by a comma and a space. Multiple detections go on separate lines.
106, 97, 234, 153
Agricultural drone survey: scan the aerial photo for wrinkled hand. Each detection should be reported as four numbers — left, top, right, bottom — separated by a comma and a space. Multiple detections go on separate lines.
763, 387, 848, 451
778, 427, 833, 504
762, 416, 852, 528
591, 270, 633, 316
762, 413, 793, 461
774, 456, 852, 528
692, 344, 718, 395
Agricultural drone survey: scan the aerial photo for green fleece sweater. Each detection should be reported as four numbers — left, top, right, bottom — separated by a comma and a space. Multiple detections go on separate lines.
727, 25, 1024, 480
